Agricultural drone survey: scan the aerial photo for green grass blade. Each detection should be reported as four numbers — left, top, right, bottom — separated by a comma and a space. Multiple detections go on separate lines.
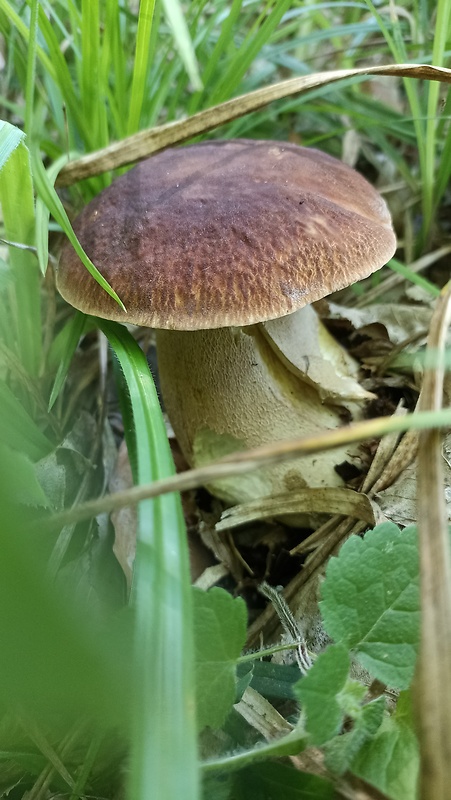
0, 116, 23, 164
188, 0, 243, 115
434, 102, 451, 203
35, 5, 91, 148
162, 0, 202, 91
48, 312, 87, 411
99, 320, 199, 800
0, 122, 41, 375
0, 0, 55, 79
363, 0, 427, 243
423, 0, 451, 222
80, 0, 109, 148
0, 380, 52, 460
30, 147, 125, 309
35, 152, 76, 276
204, 0, 292, 106
389, 258, 441, 298
101, 0, 127, 138
81, 0, 100, 142
24, 0, 39, 138
425, 0, 451, 228
127, 0, 157, 135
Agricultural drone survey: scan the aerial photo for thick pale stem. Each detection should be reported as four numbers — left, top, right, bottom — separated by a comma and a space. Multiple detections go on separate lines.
156, 312, 367, 505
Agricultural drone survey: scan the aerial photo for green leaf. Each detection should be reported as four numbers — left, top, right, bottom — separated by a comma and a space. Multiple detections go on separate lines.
203, 725, 307, 774
202, 771, 233, 800
294, 644, 351, 745
320, 523, 419, 689
244, 660, 301, 701
350, 692, 419, 800
232, 762, 334, 800
235, 664, 253, 703
0, 443, 50, 507
324, 697, 386, 776
193, 587, 247, 731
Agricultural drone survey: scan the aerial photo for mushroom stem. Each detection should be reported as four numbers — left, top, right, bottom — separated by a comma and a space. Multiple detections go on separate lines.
156, 314, 366, 505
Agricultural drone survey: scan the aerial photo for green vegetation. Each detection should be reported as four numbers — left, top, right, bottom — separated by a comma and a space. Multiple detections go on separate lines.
0, 2, 450, 799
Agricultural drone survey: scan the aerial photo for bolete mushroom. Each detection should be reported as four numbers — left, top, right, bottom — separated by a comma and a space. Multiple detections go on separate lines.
57, 139, 396, 504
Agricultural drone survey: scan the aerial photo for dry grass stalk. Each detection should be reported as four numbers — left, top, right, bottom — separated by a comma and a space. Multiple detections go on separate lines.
416, 284, 451, 798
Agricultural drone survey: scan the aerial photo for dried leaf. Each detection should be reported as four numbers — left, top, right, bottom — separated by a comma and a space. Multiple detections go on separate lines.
327, 302, 432, 347
109, 441, 136, 590
216, 488, 380, 531
261, 307, 372, 404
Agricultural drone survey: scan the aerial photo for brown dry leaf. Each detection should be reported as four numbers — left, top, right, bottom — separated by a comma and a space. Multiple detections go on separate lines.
360, 404, 407, 493
109, 441, 212, 589
327, 302, 432, 346
216, 487, 381, 532
260, 306, 373, 404
362, 73, 405, 112
199, 520, 253, 583
375, 438, 451, 527
193, 563, 228, 591
109, 440, 136, 591
56, 64, 451, 186
234, 686, 292, 739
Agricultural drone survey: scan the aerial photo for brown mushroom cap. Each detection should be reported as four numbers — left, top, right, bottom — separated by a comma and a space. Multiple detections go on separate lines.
57, 139, 396, 329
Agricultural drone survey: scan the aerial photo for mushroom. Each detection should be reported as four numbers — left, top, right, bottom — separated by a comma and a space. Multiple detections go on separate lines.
57, 139, 396, 504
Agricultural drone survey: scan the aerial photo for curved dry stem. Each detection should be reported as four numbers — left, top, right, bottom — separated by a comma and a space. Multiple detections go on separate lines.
56, 64, 451, 187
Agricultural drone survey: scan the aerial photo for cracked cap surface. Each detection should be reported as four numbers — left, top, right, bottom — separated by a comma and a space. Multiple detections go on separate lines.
57, 139, 396, 329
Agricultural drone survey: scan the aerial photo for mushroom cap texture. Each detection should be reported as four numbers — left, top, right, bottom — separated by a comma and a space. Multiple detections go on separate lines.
57, 139, 396, 329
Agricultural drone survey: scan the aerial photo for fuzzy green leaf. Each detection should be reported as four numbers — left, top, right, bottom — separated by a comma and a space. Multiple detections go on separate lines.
203, 725, 308, 774
194, 587, 247, 731
350, 692, 419, 800
232, 762, 334, 800
320, 523, 419, 689
294, 644, 351, 745
324, 697, 386, 776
